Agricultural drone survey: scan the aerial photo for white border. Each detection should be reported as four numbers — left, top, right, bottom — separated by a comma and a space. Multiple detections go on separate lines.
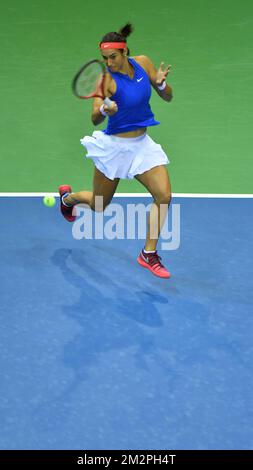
0, 192, 253, 198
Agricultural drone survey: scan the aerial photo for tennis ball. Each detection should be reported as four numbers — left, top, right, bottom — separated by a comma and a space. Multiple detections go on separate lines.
43, 195, 56, 207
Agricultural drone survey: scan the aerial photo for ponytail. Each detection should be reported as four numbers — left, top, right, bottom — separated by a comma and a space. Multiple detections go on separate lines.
118, 23, 134, 39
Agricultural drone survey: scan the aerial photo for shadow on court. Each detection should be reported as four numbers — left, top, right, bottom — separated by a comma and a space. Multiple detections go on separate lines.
51, 247, 168, 375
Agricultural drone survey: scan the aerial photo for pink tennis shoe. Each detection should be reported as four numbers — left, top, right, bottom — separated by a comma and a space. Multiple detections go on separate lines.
137, 249, 171, 279
58, 185, 76, 222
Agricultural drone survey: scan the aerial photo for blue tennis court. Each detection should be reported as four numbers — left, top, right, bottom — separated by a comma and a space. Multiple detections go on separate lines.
0, 196, 252, 450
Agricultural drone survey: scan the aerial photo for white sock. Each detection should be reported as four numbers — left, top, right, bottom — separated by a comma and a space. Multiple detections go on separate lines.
61, 193, 72, 207
143, 248, 156, 254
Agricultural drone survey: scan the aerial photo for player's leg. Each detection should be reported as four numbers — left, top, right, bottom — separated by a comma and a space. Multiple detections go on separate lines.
59, 167, 119, 220
90, 167, 120, 211
135, 165, 171, 278
135, 165, 171, 250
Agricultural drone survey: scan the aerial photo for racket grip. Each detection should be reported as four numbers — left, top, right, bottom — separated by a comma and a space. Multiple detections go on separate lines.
104, 97, 114, 109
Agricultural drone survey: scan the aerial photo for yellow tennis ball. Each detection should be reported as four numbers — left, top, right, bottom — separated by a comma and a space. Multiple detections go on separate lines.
43, 195, 56, 207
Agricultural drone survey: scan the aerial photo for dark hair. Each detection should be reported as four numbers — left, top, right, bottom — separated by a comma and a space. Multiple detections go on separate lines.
100, 23, 134, 56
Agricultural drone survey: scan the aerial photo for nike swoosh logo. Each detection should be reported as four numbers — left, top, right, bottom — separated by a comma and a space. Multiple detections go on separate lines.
141, 252, 149, 263
137, 77, 143, 82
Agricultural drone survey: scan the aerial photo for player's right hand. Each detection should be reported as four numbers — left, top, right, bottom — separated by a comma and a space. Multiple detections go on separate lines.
104, 101, 118, 116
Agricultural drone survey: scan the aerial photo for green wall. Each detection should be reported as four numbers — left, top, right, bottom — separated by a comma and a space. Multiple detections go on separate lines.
1, 0, 252, 193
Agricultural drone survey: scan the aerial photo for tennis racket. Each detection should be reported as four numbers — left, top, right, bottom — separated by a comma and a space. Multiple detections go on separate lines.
71, 59, 113, 108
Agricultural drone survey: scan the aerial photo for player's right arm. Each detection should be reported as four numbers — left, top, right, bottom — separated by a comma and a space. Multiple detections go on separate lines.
92, 96, 106, 125
92, 73, 118, 125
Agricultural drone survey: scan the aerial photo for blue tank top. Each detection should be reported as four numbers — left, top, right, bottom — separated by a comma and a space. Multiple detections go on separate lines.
103, 57, 160, 135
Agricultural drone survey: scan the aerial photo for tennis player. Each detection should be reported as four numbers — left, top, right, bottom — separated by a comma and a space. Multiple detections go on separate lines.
59, 23, 173, 279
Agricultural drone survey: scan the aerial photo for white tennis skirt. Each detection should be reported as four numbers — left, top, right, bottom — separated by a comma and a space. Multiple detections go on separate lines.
80, 130, 169, 180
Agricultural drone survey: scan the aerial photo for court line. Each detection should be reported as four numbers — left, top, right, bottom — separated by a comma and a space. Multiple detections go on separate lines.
0, 193, 253, 198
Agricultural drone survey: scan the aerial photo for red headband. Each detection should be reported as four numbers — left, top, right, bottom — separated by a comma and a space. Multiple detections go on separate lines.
100, 42, 126, 50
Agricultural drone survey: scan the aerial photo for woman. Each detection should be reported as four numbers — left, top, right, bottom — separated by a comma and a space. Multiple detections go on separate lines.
59, 23, 173, 279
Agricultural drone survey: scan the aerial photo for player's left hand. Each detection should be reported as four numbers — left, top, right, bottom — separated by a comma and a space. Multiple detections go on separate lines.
156, 62, 172, 86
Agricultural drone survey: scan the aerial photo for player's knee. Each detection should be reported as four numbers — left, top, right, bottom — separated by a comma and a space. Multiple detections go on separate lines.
155, 191, 171, 206
90, 196, 110, 212
90, 202, 105, 212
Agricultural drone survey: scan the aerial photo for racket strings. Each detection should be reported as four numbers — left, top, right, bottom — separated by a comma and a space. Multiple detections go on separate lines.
76, 63, 103, 97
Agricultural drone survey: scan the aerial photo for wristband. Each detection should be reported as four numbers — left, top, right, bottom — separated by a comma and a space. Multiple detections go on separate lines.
157, 81, 166, 91
100, 104, 107, 117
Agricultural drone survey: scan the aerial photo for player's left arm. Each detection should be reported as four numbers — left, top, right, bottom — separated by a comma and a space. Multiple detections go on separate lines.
137, 55, 173, 102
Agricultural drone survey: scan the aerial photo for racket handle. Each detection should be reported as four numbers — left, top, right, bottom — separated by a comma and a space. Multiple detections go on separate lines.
104, 97, 114, 109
